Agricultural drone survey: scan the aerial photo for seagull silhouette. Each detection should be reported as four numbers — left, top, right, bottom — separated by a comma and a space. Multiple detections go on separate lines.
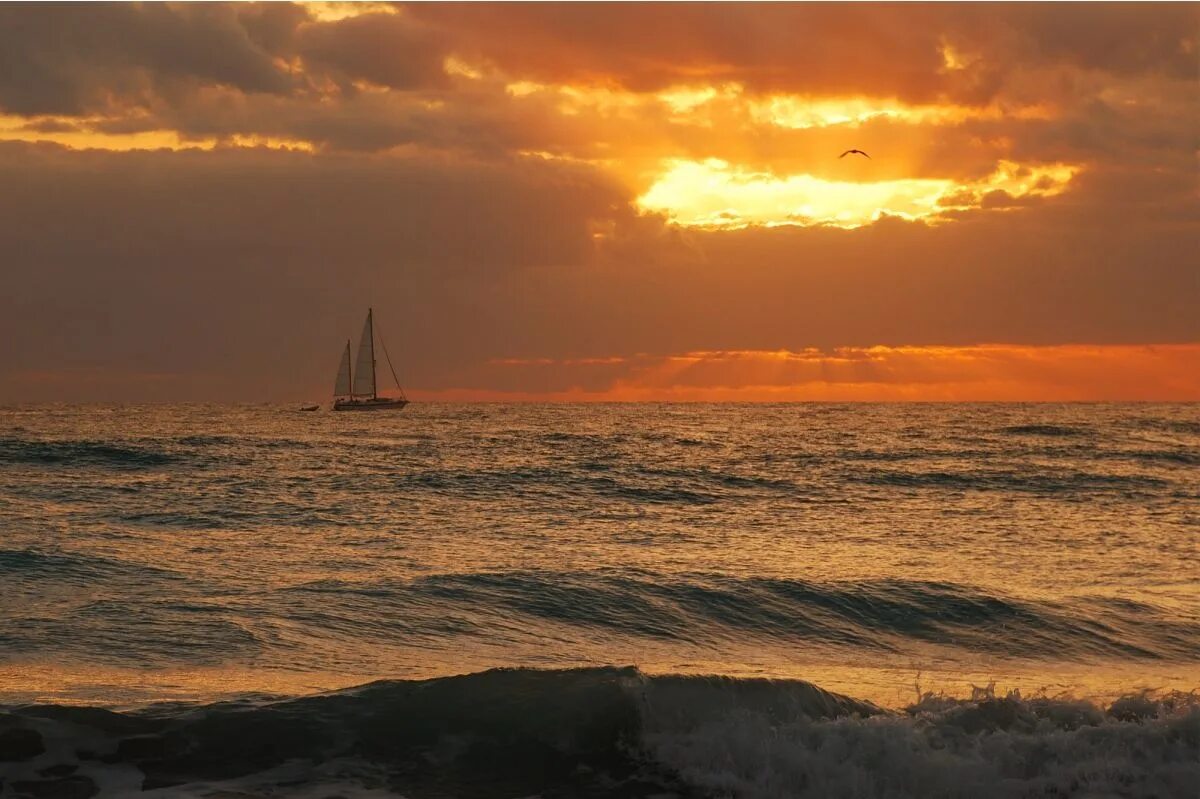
839, 149, 871, 159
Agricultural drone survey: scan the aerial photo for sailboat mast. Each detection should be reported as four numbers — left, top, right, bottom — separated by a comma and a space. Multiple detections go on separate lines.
334, 308, 408, 410
368, 307, 377, 400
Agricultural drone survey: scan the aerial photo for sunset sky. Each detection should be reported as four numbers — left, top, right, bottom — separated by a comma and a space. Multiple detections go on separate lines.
1, 2, 1197, 402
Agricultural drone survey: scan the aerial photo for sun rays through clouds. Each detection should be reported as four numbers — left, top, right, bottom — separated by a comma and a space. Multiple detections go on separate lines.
0, 3, 1195, 401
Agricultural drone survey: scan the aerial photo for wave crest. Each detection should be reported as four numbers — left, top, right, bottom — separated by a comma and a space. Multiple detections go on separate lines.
285, 571, 1200, 661
1, 669, 1196, 799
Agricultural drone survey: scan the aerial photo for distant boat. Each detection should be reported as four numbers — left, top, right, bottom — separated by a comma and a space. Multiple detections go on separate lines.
332, 308, 409, 412
298, 405, 320, 412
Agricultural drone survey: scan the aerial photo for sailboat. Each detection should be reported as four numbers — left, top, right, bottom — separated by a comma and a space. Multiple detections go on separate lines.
332, 308, 409, 411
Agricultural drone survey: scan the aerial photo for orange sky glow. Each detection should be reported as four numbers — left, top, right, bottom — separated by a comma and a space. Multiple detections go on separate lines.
0, 3, 1195, 402
416, 345, 1200, 403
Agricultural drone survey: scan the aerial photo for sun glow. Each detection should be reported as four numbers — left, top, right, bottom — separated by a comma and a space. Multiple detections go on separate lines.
0, 116, 195, 151
939, 41, 981, 73
749, 96, 1052, 129
223, 135, 316, 153
500, 81, 1051, 131
443, 56, 484, 80
637, 159, 1079, 229
304, 2, 400, 22
455, 345, 1200, 402
749, 96, 953, 128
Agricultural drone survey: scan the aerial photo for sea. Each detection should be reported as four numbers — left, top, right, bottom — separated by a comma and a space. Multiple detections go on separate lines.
1, 403, 1197, 798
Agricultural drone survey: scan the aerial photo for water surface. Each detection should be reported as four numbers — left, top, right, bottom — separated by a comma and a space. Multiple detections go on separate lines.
1, 403, 1197, 796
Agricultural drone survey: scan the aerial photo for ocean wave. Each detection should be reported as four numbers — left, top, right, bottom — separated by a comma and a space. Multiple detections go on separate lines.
1117, 448, 1200, 467
637, 466, 797, 494
1000, 424, 1091, 437
401, 466, 727, 505
281, 571, 1200, 661
0, 437, 175, 469
0, 549, 253, 666
397, 462, 803, 505
2, 599, 263, 666
645, 679, 1199, 799
1127, 417, 1200, 436
0, 669, 1195, 798
173, 434, 241, 447
6, 556, 1196, 669
0, 548, 182, 585
539, 431, 630, 446
855, 467, 1168, 495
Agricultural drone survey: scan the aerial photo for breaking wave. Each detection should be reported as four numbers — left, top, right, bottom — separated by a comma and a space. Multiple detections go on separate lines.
1, 668, 1196, 798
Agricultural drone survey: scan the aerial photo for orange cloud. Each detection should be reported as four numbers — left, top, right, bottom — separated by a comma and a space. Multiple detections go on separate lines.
427, 345, 1200, 402
2, 4, 1186, 234
0, 6, 1194, 403
0, 115, 316, 152
636, 158, 1078, 228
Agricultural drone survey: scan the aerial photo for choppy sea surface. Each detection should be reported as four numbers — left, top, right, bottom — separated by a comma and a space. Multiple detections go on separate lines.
1, 403, 1197, 798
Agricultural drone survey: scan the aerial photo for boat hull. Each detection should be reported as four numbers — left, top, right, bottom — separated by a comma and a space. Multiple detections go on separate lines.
332, 398, 409, 412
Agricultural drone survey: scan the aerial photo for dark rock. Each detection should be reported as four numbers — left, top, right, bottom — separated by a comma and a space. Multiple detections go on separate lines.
140, 775, 186, 791
37, 764, 78, 778
114, 733, 187, 761
20, 706, 159, 737
10, 775, 98, 799
0, 727, 45, 761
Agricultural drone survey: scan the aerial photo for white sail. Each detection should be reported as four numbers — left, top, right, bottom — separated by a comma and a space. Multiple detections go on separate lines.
331, 307, 409, 411
352, 309, 376, 398
333, 341, 352, 397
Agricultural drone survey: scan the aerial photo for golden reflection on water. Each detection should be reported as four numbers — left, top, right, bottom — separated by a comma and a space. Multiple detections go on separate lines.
5, 658, 1198, 712
1, 404, 1197, 710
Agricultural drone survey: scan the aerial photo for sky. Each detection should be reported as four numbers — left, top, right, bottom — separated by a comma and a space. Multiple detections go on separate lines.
1, 2, 1197, 402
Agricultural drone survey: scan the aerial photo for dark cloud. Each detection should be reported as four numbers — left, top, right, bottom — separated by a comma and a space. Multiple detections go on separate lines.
0, 142, 627, 399
18, 118, 84, 134
3, 3, 1192, 173
410, 3, 954, 101
237, 1, 309, 55
296, 12, 452, 92
0, 4, 456, 119
6, 3, 1189, 122
90, 84, 580, 156
984, 4, 1199, 79
409, 2, 1198, 100
0, 3, 1195, 401
0, 3, 299, 115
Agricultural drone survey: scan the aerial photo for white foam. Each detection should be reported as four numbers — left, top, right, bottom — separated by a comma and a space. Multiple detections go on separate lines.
640, 689, 1200, 798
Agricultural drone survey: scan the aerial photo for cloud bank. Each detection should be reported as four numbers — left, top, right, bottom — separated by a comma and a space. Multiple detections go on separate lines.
0, 3, 1195, 401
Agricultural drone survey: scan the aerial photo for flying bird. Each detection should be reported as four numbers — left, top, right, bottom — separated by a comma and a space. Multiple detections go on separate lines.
839, 149, 871, 159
